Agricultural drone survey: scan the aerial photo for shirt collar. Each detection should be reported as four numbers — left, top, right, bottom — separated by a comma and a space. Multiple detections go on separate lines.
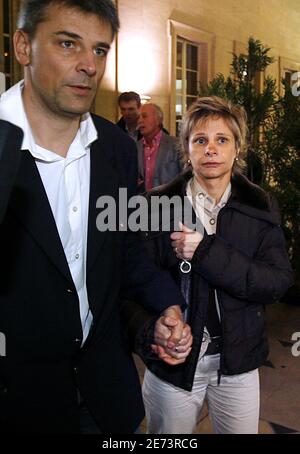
125, 123, 138, 134
0, 80, 98, 162
125, 125, 139, 141
142, 129, 163, 147
189, 176, 232, 210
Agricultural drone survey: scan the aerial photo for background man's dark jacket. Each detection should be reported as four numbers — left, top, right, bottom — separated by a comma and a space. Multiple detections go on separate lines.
0, 116, 184, 433
116, 116, 143, 141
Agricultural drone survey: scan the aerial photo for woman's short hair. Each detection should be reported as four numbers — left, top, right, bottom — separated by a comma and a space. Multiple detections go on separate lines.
180, 96, 248, 174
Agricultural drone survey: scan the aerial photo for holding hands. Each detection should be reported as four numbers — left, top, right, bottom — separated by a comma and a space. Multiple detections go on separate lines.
153, 305, 193, 365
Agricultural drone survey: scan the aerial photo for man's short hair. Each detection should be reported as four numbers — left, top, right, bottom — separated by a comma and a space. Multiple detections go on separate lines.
150, 103, 163, 124
118, 92, 141, 108
17, 0, 120, 38
143, 103, 164, 126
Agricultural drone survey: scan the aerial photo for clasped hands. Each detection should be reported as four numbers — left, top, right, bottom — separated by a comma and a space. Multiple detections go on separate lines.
152, 223, 203, 365
152, 304, 192, 365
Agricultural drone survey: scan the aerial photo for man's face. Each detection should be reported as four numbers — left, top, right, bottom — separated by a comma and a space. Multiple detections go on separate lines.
119, 100, 140, 127
138, 104, 161, 139
14, 3, 113, 118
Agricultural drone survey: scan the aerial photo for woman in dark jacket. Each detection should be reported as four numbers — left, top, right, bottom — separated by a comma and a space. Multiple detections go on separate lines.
135, 96, 293, 434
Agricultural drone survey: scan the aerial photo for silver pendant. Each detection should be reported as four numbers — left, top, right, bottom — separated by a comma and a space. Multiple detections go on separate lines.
180, 260, 191, 274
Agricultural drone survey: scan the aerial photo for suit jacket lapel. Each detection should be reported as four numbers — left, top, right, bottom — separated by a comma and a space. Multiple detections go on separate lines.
9, 140, 119, 281
87, 136, 119, 273
9, 150, 73, 284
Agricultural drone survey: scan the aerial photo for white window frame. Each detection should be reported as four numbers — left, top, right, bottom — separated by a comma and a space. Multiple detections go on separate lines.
175, 38, 201, 136
169, 19, 215, 136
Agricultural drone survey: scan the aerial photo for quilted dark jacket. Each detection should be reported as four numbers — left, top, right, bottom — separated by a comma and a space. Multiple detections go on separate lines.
124, 169, 294, 391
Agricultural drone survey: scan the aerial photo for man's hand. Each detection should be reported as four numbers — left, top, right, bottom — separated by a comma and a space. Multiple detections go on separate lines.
171, 221, 203, 261
162, 304, 185, 347
153, 307, 193, 365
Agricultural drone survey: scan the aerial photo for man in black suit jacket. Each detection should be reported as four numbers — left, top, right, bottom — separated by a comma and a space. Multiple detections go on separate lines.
116, 91, 143, 142
0, 120, 23, 224
0, 0, 191, 434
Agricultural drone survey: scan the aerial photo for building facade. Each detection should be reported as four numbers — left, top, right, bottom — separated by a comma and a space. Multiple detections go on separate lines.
1, 0, 300, 134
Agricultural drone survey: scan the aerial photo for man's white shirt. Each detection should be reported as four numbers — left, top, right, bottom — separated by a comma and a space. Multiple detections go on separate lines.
0, 81, 98, 344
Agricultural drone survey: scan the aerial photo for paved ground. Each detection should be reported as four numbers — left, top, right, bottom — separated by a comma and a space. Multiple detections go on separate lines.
134, 302, 300, 434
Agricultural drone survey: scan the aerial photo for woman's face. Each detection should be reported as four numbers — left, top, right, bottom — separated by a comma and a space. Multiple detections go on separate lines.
188, 116, 237, 186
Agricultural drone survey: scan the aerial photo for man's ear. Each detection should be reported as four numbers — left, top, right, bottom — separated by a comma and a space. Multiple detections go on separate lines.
13, 30, 31, 66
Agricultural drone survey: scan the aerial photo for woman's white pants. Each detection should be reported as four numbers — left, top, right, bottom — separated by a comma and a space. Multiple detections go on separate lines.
142, 354, 260, 434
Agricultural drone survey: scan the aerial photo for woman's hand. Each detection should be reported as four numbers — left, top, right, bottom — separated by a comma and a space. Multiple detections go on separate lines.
171, 221, 203, 261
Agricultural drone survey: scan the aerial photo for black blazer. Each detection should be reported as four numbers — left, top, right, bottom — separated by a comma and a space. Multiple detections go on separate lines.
0, 115, 184, 433
116, 116, 143, 141
0, 120, 23, 223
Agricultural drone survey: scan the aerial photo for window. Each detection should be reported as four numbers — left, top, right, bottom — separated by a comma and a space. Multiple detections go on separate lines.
169, 20, 214, 136
176, 38, 200, 136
